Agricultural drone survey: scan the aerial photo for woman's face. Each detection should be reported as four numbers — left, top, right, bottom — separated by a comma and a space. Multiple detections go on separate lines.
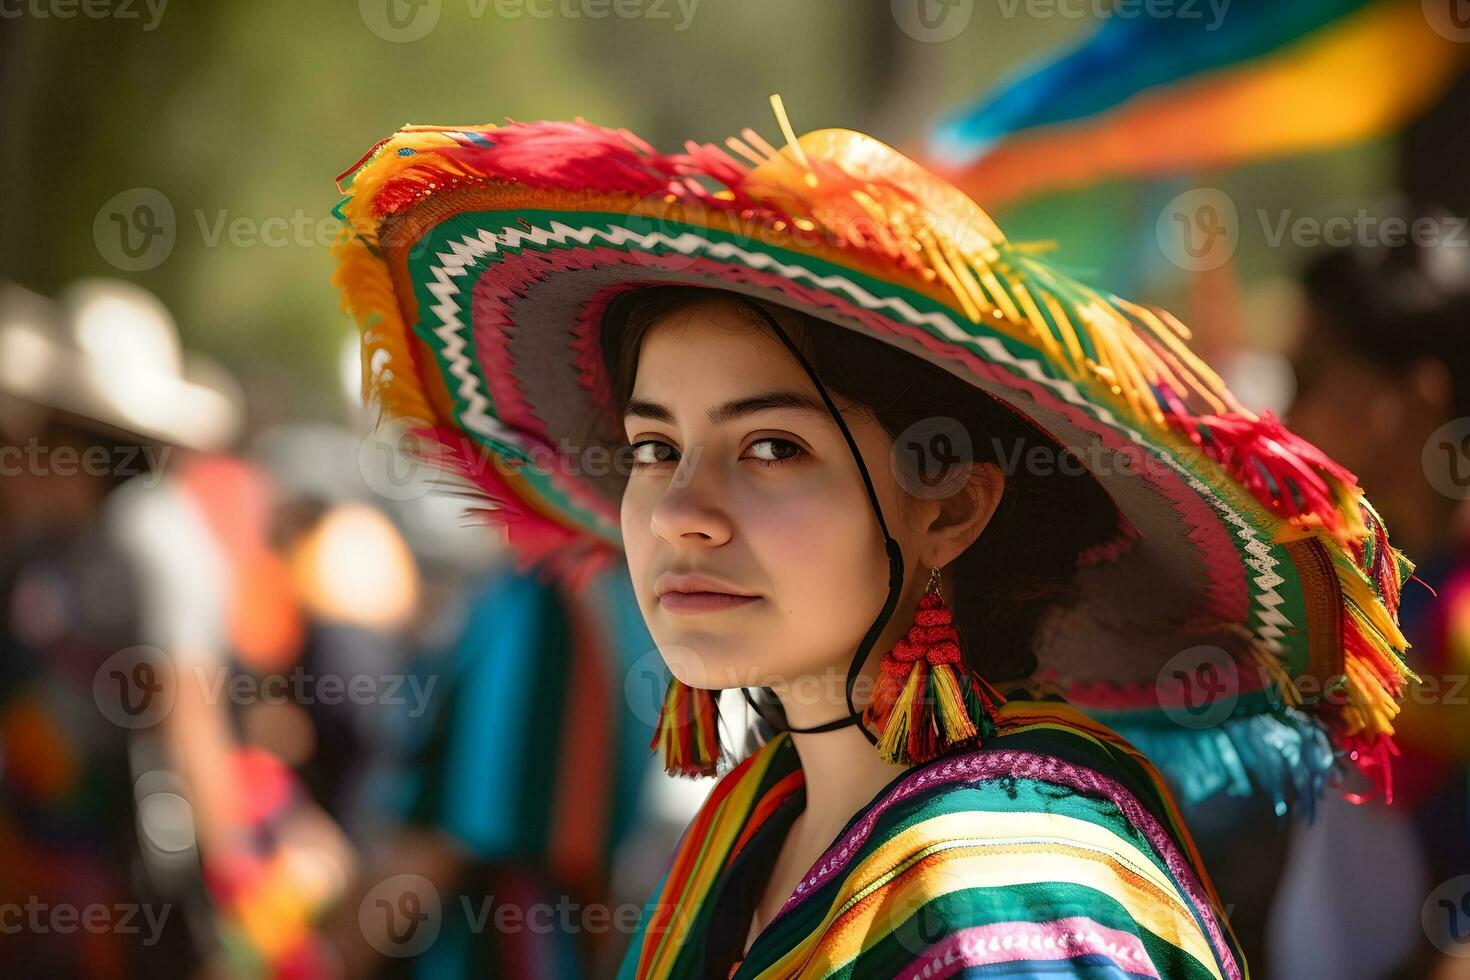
1286, 307, 1447, 499
619, 296, 993, 721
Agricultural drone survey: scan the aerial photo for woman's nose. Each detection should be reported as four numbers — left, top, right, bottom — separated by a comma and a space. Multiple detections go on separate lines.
648, 451, 733, 547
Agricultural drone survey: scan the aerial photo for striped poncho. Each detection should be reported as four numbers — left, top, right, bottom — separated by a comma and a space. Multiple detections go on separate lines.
619, 697, 1247, 979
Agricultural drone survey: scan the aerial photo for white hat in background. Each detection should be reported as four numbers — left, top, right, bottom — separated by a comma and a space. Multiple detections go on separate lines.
0, 277, 243, 451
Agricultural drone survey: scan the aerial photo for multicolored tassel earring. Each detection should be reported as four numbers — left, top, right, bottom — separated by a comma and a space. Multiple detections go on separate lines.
865, 565, 1004, 765
651, 677, 722, 777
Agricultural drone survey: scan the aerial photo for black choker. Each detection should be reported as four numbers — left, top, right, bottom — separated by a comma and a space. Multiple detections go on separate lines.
739, 687, 867, 734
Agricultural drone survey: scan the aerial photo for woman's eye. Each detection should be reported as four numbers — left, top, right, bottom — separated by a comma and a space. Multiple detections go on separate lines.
630, 440, 678, 468
629, 437, 807, 470
745, 437, 807, 467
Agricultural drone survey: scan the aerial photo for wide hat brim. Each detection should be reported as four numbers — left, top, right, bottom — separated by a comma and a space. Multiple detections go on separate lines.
330, 110, 1417, 810
0, 281, 243, 452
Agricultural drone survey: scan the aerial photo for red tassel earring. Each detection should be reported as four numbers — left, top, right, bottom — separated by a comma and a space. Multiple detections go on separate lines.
864, 565, 1005, 765
651, 677, 722, 777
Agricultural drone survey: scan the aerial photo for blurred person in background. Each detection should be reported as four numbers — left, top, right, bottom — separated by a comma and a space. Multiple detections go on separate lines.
273, 492, 420, 843
249, 421, 428, 848
115, 448, 366, 979
1269, 214, 1470, 979
254, 404, 683, 978
0, 279, 241, 977
0, 277, 358, 978
316, 549, 668, 979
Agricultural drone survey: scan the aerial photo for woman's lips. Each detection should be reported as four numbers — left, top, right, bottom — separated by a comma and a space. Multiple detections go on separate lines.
658, 591, 761, 614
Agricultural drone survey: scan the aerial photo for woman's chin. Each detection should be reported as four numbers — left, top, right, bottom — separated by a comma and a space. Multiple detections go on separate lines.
657, 640, 771, 691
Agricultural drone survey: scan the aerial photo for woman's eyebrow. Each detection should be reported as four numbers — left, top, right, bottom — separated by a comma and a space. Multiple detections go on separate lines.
623, 389, 830, 426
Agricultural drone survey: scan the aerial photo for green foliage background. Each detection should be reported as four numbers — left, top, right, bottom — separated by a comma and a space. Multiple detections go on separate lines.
0, 0, 1394, 427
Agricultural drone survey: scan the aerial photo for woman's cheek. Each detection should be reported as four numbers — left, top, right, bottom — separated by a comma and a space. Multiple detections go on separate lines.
739, 484, 881, 653
620, 482, 657, 612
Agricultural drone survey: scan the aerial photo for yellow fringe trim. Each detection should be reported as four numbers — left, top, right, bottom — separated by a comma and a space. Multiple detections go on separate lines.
654, 681, 717, 775
876, 664, 925, 764
329, 227, 436, 424
931, 664, 979, 744
1246, 640, 1303, 711
1330, 550, 1420, 740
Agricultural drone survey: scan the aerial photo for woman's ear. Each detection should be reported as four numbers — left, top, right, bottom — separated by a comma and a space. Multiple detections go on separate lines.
923, 462, 1004, 568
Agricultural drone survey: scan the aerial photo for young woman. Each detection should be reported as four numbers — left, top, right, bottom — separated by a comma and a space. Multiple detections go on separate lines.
330, 107, 1415, 978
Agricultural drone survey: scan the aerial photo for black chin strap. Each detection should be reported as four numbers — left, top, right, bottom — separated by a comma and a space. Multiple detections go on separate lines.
735, 299, 906, 744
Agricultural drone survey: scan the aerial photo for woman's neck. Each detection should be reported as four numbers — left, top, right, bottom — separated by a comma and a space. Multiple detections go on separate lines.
785, 722, 906, 832
767, 576, 929, 838
772, 648, 909, 836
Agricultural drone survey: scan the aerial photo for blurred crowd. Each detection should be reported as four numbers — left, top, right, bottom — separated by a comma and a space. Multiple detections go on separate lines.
0, 278, 717, 978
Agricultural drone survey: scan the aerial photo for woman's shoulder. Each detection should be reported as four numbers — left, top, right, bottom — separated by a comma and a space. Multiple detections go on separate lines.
654, 701, 1247, 978
963, 693, 1189, 814
875, 694, 1224, 921
823, 694, 1247, 980
892, 693, 1189, 818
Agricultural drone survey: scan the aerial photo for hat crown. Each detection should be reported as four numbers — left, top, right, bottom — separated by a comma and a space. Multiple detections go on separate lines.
61, 278, 184, 379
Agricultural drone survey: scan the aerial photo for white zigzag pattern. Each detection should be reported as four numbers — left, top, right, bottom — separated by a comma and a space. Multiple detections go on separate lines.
422, 220, 1293, 648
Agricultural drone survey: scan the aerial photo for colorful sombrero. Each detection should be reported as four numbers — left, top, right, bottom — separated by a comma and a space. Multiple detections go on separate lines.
329, 98, 1417, 813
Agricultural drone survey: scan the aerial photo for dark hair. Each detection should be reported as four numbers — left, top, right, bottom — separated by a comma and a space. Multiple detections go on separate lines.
601, 285, 1120, 683
1300, 222, 1470, 419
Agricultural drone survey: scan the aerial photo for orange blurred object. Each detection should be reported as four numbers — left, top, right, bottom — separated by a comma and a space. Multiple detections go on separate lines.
177, 454, 304, 673
287, 502, 419, 630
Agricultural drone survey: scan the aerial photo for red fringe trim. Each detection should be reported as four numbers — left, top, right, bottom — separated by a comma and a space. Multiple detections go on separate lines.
419, 424, 614, 591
